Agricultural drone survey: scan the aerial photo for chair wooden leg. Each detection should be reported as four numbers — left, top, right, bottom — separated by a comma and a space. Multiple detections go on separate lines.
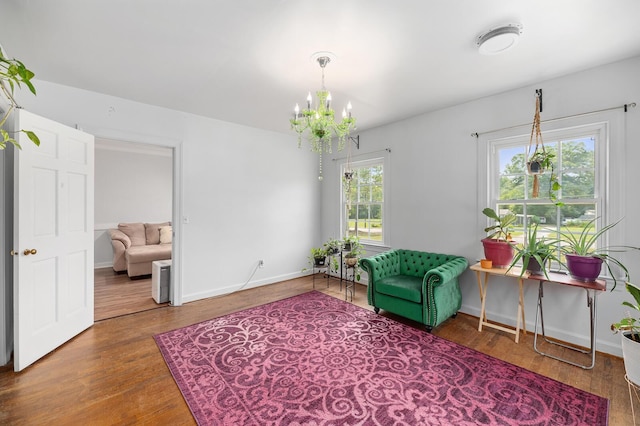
374, 307, 380, 314
425, 325, 433, 333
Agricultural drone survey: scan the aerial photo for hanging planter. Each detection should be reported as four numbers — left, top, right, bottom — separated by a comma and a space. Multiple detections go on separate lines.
526, 90, 561, 204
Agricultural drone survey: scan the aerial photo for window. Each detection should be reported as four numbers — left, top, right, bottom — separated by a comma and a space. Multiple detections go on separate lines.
487, 121, 611, 266
341, 158, 385, 245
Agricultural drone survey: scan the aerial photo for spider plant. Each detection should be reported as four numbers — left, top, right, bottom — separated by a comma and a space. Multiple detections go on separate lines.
559, 217, 639, 290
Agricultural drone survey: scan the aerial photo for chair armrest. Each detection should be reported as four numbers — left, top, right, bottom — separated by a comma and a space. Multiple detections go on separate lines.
424, 256, 469, 288
108, 229, 131, 250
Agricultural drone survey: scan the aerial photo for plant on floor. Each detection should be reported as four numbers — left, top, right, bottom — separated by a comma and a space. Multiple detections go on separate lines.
0, 47, 40, 149
611, 282, 640, 386
559, 217, 639, 290
611, 282, 640, 341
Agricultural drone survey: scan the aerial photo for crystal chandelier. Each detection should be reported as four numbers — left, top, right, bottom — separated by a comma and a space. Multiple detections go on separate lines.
290, 54, 356, 180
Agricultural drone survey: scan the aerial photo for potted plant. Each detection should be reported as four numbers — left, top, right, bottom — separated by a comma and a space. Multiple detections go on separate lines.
481, 207, 516, 268
559, 217, 639, 289
343, 235, 359, 252
0, 48, 40, 149
309, 247, 328, 267
611, 282, 640, 386
507, 222, 563, 279
323, 238, 343, 256
526, 149, 554, 175
343, 237, 365, 281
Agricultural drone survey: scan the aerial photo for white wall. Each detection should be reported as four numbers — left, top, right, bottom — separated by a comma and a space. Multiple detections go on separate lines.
94, 142, 173, 268
11, 80, 322, 304
322, 55, 640, 357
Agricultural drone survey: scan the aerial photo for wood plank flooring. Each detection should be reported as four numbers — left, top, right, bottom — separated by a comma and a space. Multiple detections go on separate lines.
94, 268, 168, 321
0, 275, 634, 425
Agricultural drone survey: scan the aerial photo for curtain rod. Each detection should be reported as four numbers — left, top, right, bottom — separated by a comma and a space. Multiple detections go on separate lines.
471, 102, 636, 138
331, 148, 391, 162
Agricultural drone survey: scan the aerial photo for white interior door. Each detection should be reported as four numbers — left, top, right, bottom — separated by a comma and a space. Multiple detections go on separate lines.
13, 109, 94, 371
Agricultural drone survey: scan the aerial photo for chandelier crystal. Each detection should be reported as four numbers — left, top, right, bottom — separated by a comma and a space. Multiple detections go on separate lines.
290, 55, 356, 159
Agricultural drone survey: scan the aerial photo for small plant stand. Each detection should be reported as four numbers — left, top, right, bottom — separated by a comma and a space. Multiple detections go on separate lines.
312, 258, 331, 290
343, 263, 356, 302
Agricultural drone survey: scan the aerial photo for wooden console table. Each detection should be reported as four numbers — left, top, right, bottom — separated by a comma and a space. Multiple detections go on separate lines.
469, 262, 606, 369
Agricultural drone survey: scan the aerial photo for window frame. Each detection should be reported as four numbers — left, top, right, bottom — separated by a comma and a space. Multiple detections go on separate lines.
340, 156, 389, 247
478, 110, 626, 279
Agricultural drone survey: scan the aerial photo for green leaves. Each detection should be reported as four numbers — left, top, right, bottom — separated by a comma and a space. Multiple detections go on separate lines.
23, 130, 40, 146
482, 207, 516, 240
0, 50, 39, 149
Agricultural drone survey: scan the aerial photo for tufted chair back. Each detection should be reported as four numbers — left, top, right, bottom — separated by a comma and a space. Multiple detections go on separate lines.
398, 250, 455, 278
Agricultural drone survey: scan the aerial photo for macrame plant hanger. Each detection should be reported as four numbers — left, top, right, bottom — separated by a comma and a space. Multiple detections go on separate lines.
527, 91, 544, 198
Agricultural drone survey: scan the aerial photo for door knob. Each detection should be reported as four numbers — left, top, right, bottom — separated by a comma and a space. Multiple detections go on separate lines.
23, 249, 37, 256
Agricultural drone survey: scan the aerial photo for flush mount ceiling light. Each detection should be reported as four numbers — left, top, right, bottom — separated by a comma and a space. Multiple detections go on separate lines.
477, 24, 523, 55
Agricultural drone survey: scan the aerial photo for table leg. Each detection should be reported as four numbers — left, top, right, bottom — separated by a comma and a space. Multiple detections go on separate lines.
518, 277, 527, 335
534, 282, 598, 369
478, 272, 489, 332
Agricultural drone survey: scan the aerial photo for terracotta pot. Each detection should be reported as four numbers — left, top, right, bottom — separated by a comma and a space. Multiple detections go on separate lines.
622, 332, 640, 386
480, 259, 492, 269
565, 254, 603, 282
481, 238, 514, 268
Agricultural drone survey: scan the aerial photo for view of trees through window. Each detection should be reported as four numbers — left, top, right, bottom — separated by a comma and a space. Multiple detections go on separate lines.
493, 134, 599, 250
343, 161, 383, 243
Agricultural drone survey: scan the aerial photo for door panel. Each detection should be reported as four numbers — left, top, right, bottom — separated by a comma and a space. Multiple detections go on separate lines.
13, 109, 94, 371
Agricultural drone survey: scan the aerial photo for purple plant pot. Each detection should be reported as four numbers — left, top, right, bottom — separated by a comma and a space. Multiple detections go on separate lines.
565, 254, 603, 282
481, 238, 514, 268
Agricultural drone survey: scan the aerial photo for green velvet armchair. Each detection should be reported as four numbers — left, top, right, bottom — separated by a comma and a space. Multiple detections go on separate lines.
360, 249, 468, 331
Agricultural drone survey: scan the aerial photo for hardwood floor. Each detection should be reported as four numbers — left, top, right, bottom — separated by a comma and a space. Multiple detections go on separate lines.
0, 276, 634, 425
94, 268, 168, 321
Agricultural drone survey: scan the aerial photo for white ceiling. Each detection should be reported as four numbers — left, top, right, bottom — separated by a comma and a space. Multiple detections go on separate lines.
2, 0, 640, 135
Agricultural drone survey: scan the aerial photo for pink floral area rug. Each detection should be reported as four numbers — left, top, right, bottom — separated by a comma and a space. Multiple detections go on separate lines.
154, 291, 608, 425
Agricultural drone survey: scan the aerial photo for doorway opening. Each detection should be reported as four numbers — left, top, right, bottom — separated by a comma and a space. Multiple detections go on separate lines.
93, 139, 175, 321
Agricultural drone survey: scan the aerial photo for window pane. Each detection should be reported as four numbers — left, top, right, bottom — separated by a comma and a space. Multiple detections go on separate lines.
498, 146, 525, 200
561, 137, 595, 199
359, 185, 371, 203
342, 159, 385, 244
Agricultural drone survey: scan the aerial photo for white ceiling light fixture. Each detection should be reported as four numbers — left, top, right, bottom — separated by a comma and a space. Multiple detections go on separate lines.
477, 24, 523, 55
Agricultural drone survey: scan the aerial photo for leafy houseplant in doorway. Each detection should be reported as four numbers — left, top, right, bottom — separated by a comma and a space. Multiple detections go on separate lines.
611, 282, 640, 386
481, 207, 516, 268
0, 47, 40, 149
559, 217, 639, 290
